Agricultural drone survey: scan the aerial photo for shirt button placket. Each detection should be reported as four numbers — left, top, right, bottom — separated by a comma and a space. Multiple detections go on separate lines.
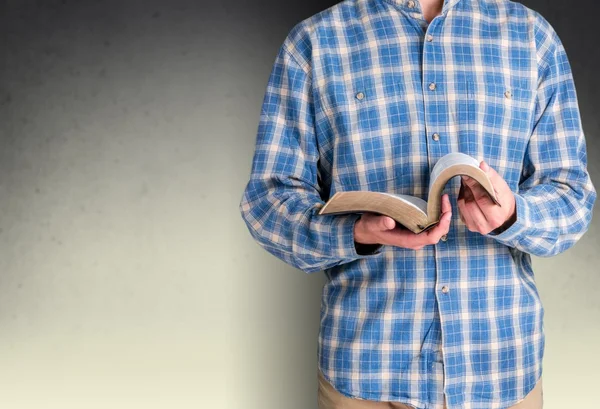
423, 19, 452, 389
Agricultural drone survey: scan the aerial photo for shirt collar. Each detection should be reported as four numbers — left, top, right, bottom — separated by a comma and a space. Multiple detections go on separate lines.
384, 0, 463, 16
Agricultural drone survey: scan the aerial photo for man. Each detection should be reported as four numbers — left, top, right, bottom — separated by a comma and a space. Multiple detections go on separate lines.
239, 0, 596, 408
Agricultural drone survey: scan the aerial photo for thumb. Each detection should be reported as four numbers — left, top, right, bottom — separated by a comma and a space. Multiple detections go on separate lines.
480, 160, 490, 173
480, 160, 504, 187
378, 216, 396, 231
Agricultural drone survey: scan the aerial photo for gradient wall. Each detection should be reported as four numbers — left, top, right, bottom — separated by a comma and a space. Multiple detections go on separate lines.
0, 1, 598, 408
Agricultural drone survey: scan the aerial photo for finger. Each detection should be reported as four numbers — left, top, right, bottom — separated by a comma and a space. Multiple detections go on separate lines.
480, 160, 504, 188
464, 200, 490, 233
385, 196, 453, 249
461, 175, 495, 207
361, 213, 396, 234
480, 160, 509, 204
385, 213, 449, 249
384, 226, 426, 249
458, 184, 477, 230
440, 193, 451, 214
461, 184, 491, 232
434, 195, 452, 234
461, 175, 499, 218
420, 196, 452, 244
458, 203, 475, 230
425, 206, 452, 241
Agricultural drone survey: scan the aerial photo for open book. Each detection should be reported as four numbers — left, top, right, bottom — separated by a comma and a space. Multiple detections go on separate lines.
318, 152, 500, 234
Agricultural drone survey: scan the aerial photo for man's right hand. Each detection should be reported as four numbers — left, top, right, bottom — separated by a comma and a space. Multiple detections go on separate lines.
353, 194, 452, 251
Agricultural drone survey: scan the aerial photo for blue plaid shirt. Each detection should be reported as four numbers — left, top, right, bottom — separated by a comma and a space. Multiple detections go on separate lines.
239, 0, 596, 407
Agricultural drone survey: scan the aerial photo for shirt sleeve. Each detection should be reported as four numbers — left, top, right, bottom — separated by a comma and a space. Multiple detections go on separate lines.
486, 15, 597, 257
239, 41, 383, 274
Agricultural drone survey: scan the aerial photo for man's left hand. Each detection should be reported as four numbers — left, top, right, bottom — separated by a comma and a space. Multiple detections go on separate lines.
457, 160, 517, 235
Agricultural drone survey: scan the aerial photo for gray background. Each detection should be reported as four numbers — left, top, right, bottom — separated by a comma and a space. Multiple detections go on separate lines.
0, 0, 598, 408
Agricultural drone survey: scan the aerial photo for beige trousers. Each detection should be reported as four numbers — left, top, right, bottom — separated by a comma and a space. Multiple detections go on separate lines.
317, 369, 543, 409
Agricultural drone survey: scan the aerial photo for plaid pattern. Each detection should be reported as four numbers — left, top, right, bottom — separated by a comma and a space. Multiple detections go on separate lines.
239, 0, 596, 408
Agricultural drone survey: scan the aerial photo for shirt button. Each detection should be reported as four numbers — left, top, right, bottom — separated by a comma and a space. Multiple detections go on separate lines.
442, 286, 449, 293
441, 234, 448, 241
407, 0, 416, 8
432, 133, 440, 141
429, 82, 436, 91
504, 90, 512, 99
356, 92, 365, 100
426, 34, 434, 42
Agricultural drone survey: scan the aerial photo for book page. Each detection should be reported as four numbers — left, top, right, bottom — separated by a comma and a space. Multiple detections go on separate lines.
425, 152, 499, 224
318, 191, 429, 233
379, 192, 428, 214
428, 152, 480, 192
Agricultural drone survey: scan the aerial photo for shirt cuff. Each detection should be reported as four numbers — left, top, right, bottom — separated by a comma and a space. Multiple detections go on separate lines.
330, 213, 384, 259
485, 193, 530, 246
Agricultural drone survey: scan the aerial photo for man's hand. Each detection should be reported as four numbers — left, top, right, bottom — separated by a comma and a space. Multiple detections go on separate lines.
458, 160, 516, 235
354, 194, 452, 251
